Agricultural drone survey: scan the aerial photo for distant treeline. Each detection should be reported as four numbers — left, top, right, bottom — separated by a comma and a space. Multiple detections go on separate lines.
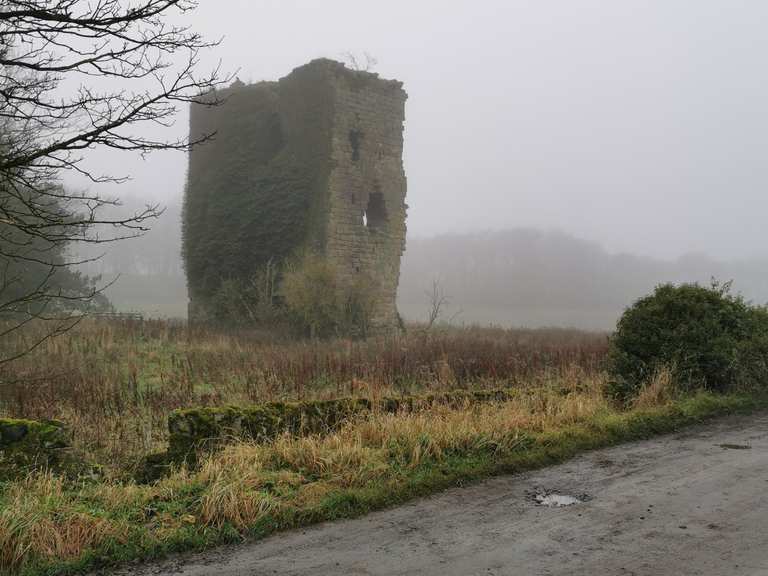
78, 199, 768, 330
399, 230, 768, 330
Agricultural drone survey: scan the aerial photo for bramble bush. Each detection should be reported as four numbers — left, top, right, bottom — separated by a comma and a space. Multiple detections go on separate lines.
280, 252, 378, 339
607, 281, 768, 403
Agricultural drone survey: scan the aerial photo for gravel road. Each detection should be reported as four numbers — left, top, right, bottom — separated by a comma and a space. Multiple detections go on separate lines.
111, 412, 768, 576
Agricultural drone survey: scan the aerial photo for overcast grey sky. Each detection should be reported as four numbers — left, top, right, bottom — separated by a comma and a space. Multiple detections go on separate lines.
66, 0, 768, 261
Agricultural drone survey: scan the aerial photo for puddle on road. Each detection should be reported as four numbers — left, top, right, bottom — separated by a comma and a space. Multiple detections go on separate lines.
533, 493, 584, 508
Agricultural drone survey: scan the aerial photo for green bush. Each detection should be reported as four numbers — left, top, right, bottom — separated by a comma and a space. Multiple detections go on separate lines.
281, 252, 377, 339
734, 304, 768, 388
280, 252, 341, 338
607, 282, 768, 403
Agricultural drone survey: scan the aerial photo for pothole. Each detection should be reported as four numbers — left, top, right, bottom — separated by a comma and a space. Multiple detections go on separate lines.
529, 490, 590, 508
718, 443, 751, 450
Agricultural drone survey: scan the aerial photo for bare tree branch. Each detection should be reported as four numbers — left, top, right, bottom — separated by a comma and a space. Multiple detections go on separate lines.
425, 278, 448, 331
0, 0, 229, 363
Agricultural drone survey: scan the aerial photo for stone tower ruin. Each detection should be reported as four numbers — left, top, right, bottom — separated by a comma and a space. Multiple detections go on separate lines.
183, 59, 408, 331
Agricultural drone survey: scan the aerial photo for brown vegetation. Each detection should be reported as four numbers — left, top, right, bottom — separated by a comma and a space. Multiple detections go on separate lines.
1, 318, 763, 575
0, 319, 608, 477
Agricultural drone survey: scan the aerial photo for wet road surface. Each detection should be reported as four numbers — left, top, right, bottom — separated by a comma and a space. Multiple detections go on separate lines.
110, 412, 768, 576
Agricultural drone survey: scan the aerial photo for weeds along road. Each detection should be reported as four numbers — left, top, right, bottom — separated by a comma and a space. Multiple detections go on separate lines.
113, 412, 768, 576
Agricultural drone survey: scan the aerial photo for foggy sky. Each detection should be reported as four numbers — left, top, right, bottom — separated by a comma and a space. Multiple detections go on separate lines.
64, 0, 768, 261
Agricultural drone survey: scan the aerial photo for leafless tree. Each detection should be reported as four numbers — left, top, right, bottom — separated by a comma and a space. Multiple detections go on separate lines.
0, 0, 229, 362
425, 278, 448, 330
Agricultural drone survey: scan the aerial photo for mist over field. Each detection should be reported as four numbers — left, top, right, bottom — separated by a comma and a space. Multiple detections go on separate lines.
78, 198, 768, 330
63, 0, 768, 329
399, 232, 768, 330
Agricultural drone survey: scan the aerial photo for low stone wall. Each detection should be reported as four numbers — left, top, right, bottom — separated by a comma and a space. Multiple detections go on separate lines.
137, 389, 518, 483
0, 418, 72, 480
168, 389, 516, 454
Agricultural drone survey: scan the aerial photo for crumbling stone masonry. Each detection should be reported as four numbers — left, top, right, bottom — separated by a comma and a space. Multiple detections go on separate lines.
183, 59, 408, 331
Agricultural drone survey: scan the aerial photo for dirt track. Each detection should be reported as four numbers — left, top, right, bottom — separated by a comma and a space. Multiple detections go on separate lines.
112, 412, 768, 576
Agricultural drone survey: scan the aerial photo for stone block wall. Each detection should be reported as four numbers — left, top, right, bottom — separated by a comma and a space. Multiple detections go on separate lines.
324, 64, 408, 329
165, 389, 515, 454
184, 59, 408, 332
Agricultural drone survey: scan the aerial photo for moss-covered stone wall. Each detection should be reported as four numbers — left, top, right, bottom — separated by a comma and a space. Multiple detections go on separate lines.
183, 59, 407, 329
167, 389, 515, 455
137, 389, 513, 483
0, 418, 72, 479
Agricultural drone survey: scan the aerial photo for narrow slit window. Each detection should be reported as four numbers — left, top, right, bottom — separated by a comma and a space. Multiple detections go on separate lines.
349, 130, 363, 162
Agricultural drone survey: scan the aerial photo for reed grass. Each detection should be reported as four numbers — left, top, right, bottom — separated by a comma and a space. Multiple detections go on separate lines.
0, 319, 608, 476
2, 361, 761, 576
2, 319, 758, 576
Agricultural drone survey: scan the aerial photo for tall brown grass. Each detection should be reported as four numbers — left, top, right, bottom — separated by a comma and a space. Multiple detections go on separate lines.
632, 366, 677, 409
0, 371, 621, 572
0, 473, 126, 569
0, 319, 608, 476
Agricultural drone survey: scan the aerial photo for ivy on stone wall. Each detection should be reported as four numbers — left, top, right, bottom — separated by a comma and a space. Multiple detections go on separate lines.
182, 83, 320, 314
182, 59, 406, 331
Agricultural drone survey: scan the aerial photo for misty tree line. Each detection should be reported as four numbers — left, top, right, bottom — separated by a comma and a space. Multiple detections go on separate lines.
3, 1, 765, 341
77, 196, 768, 330
399, 231, 768, 330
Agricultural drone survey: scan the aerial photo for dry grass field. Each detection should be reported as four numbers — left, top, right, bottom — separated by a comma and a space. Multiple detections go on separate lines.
0, 320, 760, 575
0, 320, 607, 477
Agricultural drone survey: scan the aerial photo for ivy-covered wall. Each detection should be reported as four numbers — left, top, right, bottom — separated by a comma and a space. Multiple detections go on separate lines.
183, 59, 407, 329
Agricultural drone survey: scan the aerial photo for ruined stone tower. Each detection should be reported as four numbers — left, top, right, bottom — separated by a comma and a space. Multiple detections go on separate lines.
183, 59, 407, 331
